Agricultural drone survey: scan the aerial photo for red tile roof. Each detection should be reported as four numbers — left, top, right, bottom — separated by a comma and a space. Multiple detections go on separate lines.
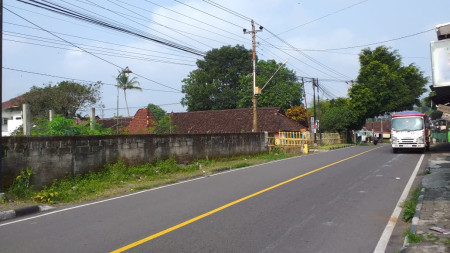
2, 96, 23, 110
169, 107, 305, 134
127, 108, 157, 134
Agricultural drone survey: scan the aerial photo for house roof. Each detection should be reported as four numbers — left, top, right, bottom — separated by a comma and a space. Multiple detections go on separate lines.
169, 107, 305, 134
2, 96, 23, 110
127, 108, 157, 134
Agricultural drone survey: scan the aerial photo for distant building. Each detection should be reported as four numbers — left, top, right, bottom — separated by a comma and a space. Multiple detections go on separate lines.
168, 107, 306, 135
2, 96, 24, 136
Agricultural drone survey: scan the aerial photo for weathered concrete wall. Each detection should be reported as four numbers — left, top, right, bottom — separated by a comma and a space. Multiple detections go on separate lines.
1, 133, 266, 189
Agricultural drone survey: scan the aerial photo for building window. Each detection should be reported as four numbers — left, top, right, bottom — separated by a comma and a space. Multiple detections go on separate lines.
2, 118, 8, 125
15, 117, 22, 120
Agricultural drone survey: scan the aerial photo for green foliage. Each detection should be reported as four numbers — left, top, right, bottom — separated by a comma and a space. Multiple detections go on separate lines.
116, 68, 141, 117
21, 81, 102, 118
33, 158, 199, 203
231, 162, 251, 169
406, 230, 423, 243
349, 46, 428, 125
31, 115, 111, 136
237, 59, 302, 111
321, 98, 360, 132
181, 45, 253, 111
148, 115, 177, 134
7, 167, 36, 199
402, 187, 421, 222
147, 103, 167, 121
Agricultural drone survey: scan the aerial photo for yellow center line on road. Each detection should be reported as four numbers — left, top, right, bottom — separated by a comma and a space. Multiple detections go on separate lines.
111, 146, 382, 253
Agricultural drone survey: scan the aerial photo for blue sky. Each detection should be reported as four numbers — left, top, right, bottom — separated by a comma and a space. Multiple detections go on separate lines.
3, 0, 450, 117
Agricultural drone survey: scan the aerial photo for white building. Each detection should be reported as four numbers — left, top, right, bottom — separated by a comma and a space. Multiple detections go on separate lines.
2, 96, 23, 136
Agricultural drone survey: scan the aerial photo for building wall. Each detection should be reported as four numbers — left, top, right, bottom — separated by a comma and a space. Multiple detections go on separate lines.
2, 109, 22, 136
1, 133, 266, 189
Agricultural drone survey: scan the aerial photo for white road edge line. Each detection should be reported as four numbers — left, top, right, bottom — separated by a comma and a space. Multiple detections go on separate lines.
0, 151, 314, 227
373, 154, 424, 253
0, 145, 358, 228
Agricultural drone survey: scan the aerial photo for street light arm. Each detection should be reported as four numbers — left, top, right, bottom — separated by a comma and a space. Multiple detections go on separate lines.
261, 59, 288, 92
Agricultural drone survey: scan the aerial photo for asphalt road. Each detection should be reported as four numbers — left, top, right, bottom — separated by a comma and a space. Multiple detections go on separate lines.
0, 144, 426, 253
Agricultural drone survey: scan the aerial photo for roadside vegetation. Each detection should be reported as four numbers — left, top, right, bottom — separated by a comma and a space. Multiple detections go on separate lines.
1, 152, 295, 210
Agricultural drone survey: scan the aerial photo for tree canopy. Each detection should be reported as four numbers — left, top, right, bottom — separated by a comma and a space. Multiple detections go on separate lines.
147, 103, 167, 121
285, 105, 309, 127
21, 81, 102, 118
181, 45, 302, 112
237, 60, 302, 111
116, 69, 141, 117
320, 98, 359, 132
181, 45, 253, 111
349, 46, 428, 121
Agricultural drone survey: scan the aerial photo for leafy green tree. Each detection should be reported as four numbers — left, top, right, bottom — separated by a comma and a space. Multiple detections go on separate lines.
320, 98, 359, 132
116, 69, 142, 117
181, 45, 253, 111
148, 115, 176, 134
147, 103, 167, 121
30, 115, 111, 136
21, 81, 102, 118
237, 60, 302, 111
349, 46, 428, 124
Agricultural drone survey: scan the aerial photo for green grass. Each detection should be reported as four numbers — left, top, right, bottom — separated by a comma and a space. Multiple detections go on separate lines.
402, 187, 421, 222
4, 152, 297, 205
406, 230, 423, 243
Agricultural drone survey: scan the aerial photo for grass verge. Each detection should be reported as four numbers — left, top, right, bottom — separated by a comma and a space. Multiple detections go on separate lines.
401, 186, 421, 222
1, 151, 296, 209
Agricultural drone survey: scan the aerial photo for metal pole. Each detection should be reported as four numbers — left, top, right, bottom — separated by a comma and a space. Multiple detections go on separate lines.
0, 0, 3, 193
317, 79, 321, 145
313, 79, 317, 144
90, 108, 95, 131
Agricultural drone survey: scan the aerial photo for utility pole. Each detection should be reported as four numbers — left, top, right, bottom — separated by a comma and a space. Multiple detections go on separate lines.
313, 79, 317, 144
1, 0, 3, 194
317, 78, 321, 144
244, 20, 263, 132
302, 77, 311, 132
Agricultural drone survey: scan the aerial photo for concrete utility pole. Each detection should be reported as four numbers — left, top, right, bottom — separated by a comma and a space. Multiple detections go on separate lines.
23, 104, 31, 136
90, 108, 96, 131
313, 79, 317, 144
244, 20, 263, 132
302, 77, 311, 132
49, 110, 54, 121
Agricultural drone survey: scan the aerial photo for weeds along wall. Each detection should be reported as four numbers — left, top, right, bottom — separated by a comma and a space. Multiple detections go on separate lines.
1, 133, 267, 189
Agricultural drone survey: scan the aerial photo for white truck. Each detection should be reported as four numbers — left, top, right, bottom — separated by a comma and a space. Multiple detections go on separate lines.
391, 111, 430, 153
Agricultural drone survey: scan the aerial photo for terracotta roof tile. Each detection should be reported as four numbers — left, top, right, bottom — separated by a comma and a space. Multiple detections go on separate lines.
170, 107, 305, 134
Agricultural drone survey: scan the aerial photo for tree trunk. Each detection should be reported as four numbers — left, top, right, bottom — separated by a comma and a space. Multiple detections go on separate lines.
124, 89, 130, 117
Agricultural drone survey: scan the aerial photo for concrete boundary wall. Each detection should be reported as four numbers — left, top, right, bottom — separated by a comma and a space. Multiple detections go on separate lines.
1, 133, 266, 189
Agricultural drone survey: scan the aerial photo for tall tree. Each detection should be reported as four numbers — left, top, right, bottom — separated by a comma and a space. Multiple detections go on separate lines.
320, 98, 360, 132
181, 45, 253, 111
116, 70, 141, 117
349, 46, 428, 122
21, 81, 102, 118
237, 60, 302, 111
147, 103, 166, 121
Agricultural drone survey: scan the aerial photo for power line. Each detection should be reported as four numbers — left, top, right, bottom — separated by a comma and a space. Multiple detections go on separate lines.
4, 33, 197, 66
5, 6, 182, 92
16, 0, 206, 56
3, 67, 182, 93
273, 0, 369, 38
4, 22, 202, 60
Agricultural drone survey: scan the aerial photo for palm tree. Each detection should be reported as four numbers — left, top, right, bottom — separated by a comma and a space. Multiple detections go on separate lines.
116, 69, 142, 117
